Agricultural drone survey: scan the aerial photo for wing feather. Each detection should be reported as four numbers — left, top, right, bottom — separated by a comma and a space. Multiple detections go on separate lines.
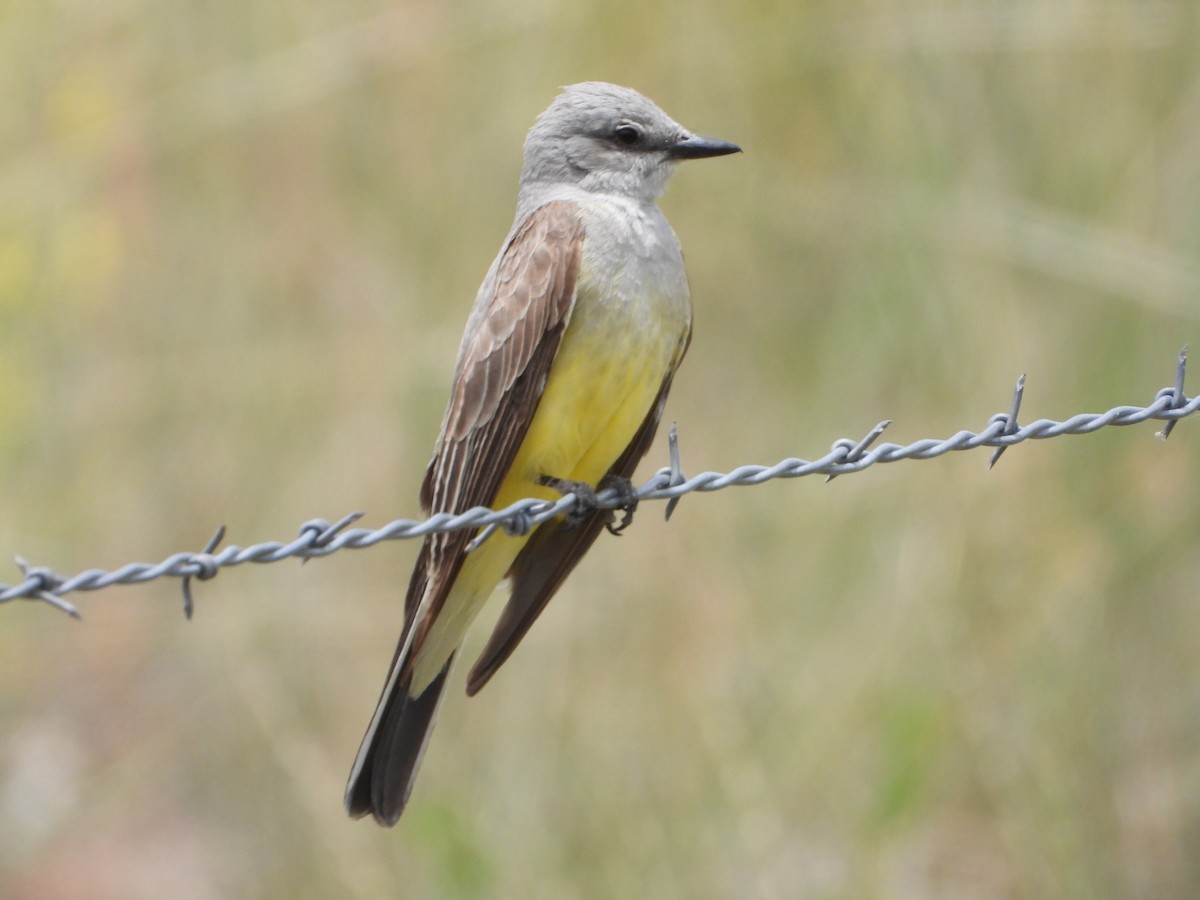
408, 201, 584, 636
347, 201, 585, 821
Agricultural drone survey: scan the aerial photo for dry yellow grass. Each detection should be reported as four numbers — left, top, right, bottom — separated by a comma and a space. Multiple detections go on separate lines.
1, 1, 1197, 897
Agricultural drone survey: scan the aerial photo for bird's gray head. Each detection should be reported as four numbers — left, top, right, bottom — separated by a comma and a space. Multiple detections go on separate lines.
519, 82, 740, 201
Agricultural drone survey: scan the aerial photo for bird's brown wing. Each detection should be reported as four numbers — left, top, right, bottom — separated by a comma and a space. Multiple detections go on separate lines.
465, 328, 691, 696
406, 199, 586, 647
345, 200, 585, 824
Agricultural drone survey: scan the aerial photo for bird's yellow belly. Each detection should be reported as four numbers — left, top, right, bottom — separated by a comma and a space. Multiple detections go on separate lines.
409, 287, 685, 693
504, 301, 677, 498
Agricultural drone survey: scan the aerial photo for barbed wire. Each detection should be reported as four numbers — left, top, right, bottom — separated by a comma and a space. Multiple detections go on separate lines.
2, 347, 1194, 620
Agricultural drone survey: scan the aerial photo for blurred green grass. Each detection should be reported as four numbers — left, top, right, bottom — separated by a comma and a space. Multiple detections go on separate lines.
2, 1, 1198, 897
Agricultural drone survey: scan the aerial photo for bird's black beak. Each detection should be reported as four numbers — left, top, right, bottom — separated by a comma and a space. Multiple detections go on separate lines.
668, 133, 742, 160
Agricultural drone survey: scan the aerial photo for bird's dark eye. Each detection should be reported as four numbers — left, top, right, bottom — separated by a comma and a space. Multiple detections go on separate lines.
613, 124, 642, 146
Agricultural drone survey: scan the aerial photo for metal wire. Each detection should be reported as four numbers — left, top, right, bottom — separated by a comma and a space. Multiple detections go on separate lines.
2, 348, 1194, 618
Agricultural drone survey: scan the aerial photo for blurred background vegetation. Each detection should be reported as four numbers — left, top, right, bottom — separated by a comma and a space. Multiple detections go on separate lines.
2, 0, 1198, 897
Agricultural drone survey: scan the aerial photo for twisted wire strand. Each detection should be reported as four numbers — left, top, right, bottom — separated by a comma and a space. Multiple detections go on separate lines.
2, 350, 1194, 618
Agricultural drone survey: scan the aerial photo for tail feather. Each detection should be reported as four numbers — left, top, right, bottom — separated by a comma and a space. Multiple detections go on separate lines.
344, 654, 454, 826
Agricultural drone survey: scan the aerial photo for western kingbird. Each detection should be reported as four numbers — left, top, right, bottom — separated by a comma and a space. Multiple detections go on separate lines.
346, 82, 739, 825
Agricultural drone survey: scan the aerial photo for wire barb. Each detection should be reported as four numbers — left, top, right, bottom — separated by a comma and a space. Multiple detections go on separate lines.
464, 499, 546, 553
989, 373, 1027, 468
13, 557, 80, 619
0, 355, 1196, 616
826, 420, 891, 482
1156, 345, 1188, 441
664, 423, 686, 521
180, 526, 226, 620
297, 512, 365, 564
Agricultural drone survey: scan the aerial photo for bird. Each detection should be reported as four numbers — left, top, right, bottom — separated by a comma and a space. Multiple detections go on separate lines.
345, 81, 739, 825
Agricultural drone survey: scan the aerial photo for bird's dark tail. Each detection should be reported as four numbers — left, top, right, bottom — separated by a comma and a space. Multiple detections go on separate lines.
344, 654, 454, 826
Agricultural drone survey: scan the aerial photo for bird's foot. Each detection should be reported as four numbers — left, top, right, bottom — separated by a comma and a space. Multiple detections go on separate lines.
597, 475, 638, 535
537, 475, 639, 534
538, 476, 599, 529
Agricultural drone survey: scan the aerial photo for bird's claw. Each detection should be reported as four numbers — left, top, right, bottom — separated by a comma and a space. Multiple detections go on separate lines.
538, 474, 639, 534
